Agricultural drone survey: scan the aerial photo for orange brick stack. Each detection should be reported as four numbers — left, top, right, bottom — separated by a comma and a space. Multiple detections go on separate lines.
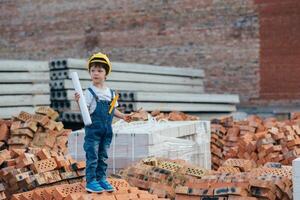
0, 106, 83, 199
0, 147, 85, 199
120, 157, 293, 200
11, 178, 170, 200
0, 106, 70, 154
119, 157, 209, 199
127, 109, 199, 122
211, 115, 300, 169
176, 168, 292, 200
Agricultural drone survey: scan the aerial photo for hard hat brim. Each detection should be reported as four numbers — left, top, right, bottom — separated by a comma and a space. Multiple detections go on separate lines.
89, 59, 109, 66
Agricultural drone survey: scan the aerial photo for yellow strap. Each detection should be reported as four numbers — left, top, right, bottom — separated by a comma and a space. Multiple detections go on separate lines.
109, 92, 119, 114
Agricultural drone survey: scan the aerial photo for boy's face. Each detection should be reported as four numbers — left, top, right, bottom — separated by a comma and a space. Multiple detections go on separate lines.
89, 64, 107, 84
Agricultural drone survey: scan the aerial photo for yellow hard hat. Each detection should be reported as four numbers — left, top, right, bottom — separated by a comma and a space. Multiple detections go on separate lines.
87, 52, 112, 75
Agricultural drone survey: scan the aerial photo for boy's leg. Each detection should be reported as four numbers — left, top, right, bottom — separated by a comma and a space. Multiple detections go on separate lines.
84, 127, 101, 183
96, 131, 114, 192
96, 131, 112, 180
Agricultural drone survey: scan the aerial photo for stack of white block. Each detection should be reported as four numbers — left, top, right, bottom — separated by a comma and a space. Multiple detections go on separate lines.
68, 120, 211, 173
0, 60, 50, 119
293, 157, 300, 199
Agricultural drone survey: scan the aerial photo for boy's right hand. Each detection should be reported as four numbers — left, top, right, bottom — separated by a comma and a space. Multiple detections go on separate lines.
74, 92, 80, 102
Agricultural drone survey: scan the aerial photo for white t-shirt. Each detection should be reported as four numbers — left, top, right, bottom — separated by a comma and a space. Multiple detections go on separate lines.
84, 84, 119, 114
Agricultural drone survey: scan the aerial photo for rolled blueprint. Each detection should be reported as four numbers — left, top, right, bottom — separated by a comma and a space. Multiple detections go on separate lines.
71, 72, 92, 126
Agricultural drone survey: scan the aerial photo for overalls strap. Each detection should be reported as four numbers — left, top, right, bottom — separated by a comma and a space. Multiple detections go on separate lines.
87, 88, 99, 101
110, 89, 114, 101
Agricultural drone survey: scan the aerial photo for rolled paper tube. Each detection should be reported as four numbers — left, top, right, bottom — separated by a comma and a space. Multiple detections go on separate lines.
70, 72, 92, 126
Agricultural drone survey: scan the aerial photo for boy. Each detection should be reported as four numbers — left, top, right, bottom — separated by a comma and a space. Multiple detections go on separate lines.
75, 52, 131, 193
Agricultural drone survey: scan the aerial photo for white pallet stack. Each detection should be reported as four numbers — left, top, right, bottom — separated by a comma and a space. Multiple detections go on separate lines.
293, 157, 300, 199
0, 60, 50, 119
68, 120, 211, 173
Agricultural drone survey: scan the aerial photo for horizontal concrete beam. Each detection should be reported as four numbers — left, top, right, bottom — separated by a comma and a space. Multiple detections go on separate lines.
50, 69, 203, 85
0, 84, 50, 95
0, 60, 48, 72
0, 95, 50, 106
49, 58, 205, 78
50, 79, 204, 93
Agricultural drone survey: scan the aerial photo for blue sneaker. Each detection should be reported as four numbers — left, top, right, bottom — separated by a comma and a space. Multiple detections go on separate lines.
98, 179, 115, 192
86, 180, 104, 193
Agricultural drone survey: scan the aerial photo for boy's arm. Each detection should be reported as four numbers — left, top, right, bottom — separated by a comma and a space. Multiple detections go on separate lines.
114, 109, 132, 122
114, 109, 125, 119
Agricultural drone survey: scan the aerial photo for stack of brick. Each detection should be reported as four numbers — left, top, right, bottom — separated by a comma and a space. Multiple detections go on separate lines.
11, 178, 170, 200
151, 111, 199, 121
211, 115, 300, 169
210, 121, 227, 170
0, 106, 84, 199
176, 168, 292, 200
179, 159, 292, 200
61, 108, 200, 123
119, 157, 209, 199
120, 157, 293, 200
0, 147, 86, 199
127, 109, 200, 122
0, 106, 71, 154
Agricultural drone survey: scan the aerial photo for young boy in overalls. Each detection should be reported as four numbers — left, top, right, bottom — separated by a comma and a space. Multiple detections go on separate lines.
75, 52, 131, 193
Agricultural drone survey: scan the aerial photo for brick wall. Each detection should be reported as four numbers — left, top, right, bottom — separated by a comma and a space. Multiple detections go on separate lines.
0, 0, 298, 107
254, 0, 300, 106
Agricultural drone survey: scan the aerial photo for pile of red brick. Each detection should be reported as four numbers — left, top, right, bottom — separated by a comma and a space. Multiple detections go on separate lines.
11, 178, 170, 200
119, 157, 209, 199
0, 107, 71, 154
0, 147, 85, 199
129, 109, 199, 122
120, 157, 293, 200
0, 107, 81, 199
211, 114, 300, 170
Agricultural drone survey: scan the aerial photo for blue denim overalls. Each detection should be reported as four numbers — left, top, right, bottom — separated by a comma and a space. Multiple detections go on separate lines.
84, 87, 115, 183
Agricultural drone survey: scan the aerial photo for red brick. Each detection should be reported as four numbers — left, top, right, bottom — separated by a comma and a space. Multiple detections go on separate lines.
32, 189, 45, 200
108, 178, 130, 188
11, 193, 23, 200
19, 190, 34, 200
114, 193, 130, 200
0, 124, 9, 141
64, 192, 83, 200
53, 183, 85, 200
43, 186, 56, 200
175, 194, 200, 200
31, 158, 58, 173
37, 149, 52, 160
